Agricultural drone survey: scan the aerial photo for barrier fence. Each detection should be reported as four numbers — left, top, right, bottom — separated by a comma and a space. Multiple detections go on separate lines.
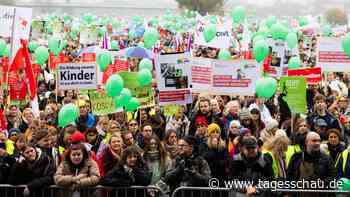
0, 185, 162, 197
1, 185, 350, 197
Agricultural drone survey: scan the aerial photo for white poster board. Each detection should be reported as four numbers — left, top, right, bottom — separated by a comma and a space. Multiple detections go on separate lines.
317, 37, 350, 72
155, 52, 192, 105
57, 63, 98, 90
190, 57, 212, 93
211, 60, 261, 95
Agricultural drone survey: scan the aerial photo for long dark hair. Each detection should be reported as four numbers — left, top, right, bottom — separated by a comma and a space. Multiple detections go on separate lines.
65, 143, 89, 171
144, 135, 169, 171
121, 146, 145, 168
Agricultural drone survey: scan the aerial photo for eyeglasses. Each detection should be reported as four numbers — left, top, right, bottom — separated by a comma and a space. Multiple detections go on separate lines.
129, 123, 137, 126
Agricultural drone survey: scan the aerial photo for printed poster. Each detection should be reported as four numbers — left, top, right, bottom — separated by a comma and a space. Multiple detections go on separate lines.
155, 52, 192, 105
190, 57, 212, 93
279, 76, 307, 114
57, 63, 98, 90
211, 59, 261, 95
89, 90, 117, 116
0, 6, 15, 38
317, 37, 350, 72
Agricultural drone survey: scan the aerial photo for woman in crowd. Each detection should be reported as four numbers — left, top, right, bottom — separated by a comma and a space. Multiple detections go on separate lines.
127, 119, 140, 137
227, 120, 242, 158
166, 106, 190, 138
250, 108, 265, 137
97, 133, 124, 177
163, 130, 178, 160
9, 143, 55, 197
321, 129, 346, 162
54, 143, 100, 195
100, 146, 151, 187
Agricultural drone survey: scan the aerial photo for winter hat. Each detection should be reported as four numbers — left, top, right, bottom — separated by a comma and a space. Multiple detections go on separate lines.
195, 116, 208, 127
265, 119, 279, 132
240, 127, 251, 136
69, 131, 86, 144
238, 109, 251, 120
207, 123, 221, 136
241, 137, 258, 148
229, 120, 241, 128
8, 128, 20, 137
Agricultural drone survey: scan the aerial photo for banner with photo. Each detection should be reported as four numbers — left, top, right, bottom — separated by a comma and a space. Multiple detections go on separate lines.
155, 52, 192, 105
118, 71, 155, 108
317, 37, 350, 72
211, 59, 261, 95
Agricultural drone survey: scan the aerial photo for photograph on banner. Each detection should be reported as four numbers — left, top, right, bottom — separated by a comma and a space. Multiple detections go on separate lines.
194, 15, 232, 49
190, 57, 213, 93
155, 52, 192, 105
118, 71, 154, 107
211, 59, 260, 95
287, 67, 321, 85
317, 37, 350, 72
57, 62, 98, 90
88, 90, 117, 116
265, 38, 287, 77
279, 76, 307, 114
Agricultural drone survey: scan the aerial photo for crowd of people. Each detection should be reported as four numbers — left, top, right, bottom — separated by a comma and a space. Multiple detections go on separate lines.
1, 8, 350, 197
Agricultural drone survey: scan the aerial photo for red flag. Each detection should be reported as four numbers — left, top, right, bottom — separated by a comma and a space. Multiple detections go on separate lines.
1, 57, 9, 84
21, 40, 37, 100
9, 47, 24, 72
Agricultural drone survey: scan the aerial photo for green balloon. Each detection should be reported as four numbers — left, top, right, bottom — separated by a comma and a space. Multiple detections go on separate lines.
342, 33, 350, 58
34, 46, 49, 66
255, 77, 277, 99
288, 57, 301, 70
83, 14, 93, 24
139, 58, 153, 71
58, 103, 79, 127
299, 17, 308, 27
97, 51, 112, 72
28, 41, 39, 53
116, 88, 132, 107
48, 37, 62, 56
231, 6, 246, 24
144, 28, 159, 49
203, 24, 216, 43
2, 45, 9, 57
218, 49, 231, 60
98, 27, 106, 37
137, 69, 152, 87
322, 24, 332, 37
105, 74, 124, 97
125, 97, 140, 112
339, 178, 350, 191
253, 40, 269, 63
111, 19, 120, 29
266, 15, 277, 28
128, 30, 135, 40
111, 40, 119, 50
253, 35, 265, 46
113, 96, 124, 109
0, 39, 6, 55
270, 23, 288, 41
286, 32, 298, 49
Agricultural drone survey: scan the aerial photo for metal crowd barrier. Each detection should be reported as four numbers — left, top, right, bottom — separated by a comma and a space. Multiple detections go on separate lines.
0, 184, 162, 197
170, 187, 350, 197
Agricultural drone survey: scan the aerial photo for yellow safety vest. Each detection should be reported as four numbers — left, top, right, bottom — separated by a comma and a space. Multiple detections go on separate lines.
335, 149, 349, 175
285, 145, 301, 168
262, 150, 279, 178
5, 140, 14, 155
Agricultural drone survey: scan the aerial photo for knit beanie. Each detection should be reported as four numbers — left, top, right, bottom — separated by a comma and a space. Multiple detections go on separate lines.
207, 123, 221, 137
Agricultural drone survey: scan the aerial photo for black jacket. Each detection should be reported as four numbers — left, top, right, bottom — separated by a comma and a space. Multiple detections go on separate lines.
164, 154, 211, 193
0, 155, 15, 183
202, 146, 230, 183
229, 152, 274, 193
8, 149, 55, 190
287, 151, 337, 197
100, 164, 151, 187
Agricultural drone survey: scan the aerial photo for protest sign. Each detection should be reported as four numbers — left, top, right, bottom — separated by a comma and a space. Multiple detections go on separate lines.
155, 52, 192, 105
118, 71, 154, 107
57, 63, 98, 90
211, 60, 260, 95
89, 90, 116, 115
102, 59, 129, 84
163, 104, 182, 117
317, 37, 350, 72
279, 76, 307, 114
194, 15, 232, 49
190, 57, 212, 93
0, 6, 15, 38
287, 67, 321, 85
